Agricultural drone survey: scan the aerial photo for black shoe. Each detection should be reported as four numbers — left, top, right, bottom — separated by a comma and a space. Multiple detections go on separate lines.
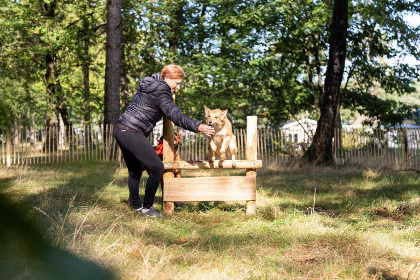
141, 206, 163, 218
128, 196, 142, 211
132, 205, 143, 212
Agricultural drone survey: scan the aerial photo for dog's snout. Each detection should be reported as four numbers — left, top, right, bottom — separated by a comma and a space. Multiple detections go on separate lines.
208, 121, 213, 125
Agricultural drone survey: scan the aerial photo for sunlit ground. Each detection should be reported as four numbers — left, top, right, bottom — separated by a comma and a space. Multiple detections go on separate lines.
0, 161, 419, 279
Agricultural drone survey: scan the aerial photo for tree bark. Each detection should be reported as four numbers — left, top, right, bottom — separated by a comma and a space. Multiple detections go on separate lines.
312, 35, 323, 116
168, 0, 185, 60
104, 0, 122, 125
120, 42, 130, 112
302, 40, 315, 90
83, 18, 91, 124
198, 3, 208, 54
304, 0, 348, 164
13, 117, 19, 146
30, 113, 36, 147
6, 125, 11, 167
45, 53, 59, 152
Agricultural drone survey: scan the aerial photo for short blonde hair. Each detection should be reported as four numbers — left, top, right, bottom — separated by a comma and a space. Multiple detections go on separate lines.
161, 64, 185, 79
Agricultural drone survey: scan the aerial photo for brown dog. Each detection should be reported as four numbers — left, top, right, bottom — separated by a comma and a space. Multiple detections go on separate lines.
204, 106, 237, 167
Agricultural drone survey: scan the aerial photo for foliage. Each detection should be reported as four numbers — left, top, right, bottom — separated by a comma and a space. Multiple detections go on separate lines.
0, 0, 419, 128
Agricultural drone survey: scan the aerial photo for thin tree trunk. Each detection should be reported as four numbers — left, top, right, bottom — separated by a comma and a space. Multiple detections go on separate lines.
302, 40, 315, 90
30, 113, 36, 147
304, 0, 348, 164
168, 0, 185, 59
312, 35, 323, 116
104, 0, 122, 125
45, 53, 59, 152
120, 42, 130, 112
83, 19, 91, 124
198, 3, 208, 54
6, 125, 11, 167
13, 117, 19, 146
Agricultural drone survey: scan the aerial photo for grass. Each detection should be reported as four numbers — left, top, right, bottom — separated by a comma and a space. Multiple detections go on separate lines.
0, 161, 419, 279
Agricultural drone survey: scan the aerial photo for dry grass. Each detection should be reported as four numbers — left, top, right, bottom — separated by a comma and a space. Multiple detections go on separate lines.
0, 161, 419, 280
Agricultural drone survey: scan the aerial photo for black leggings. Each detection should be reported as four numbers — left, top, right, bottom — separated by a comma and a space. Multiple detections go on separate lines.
114, 127, 164, 208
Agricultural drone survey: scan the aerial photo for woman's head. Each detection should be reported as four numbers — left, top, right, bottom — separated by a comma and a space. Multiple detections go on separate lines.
161, 64, 185, 93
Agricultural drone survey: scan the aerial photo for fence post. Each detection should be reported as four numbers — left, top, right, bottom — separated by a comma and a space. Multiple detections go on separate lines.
162, 117, 175, 215
246, 116, 257, 215
403, 127, 408, 168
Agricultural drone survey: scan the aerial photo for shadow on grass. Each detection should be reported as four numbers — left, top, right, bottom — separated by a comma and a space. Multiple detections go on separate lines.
0, 161, 124, 227
258, 168, 419, 218
0, 163, 118, 279
1, 162, 417, 279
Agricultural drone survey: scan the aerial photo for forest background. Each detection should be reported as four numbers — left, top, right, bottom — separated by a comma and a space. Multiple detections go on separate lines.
0, 0, 419, 163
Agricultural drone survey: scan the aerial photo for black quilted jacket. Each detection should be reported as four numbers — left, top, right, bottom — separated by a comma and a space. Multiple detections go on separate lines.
119, 73, 201, 136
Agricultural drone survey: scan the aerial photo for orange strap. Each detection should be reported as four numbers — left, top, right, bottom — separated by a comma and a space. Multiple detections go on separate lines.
155, 139, 178, 156
155, 140, 163, 155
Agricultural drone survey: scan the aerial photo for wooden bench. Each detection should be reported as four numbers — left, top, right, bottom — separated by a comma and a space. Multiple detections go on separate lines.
161, 116, 261, 215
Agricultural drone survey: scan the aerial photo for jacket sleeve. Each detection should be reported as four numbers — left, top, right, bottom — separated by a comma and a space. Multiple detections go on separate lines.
154, 86, 202, 133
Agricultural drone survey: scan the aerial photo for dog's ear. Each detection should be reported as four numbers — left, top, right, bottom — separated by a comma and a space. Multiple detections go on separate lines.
220, 109, 228, 120
204, 105, 210, 117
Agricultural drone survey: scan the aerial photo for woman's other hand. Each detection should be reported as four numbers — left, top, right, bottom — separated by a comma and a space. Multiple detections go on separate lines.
198, 124, 215, 137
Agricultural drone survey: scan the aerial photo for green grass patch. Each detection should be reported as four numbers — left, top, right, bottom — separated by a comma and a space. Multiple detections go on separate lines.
0, 162, 419, 279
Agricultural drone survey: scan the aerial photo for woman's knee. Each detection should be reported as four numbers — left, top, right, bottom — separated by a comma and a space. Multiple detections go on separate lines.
148, 162, 164, 175
128, 169, 141, 179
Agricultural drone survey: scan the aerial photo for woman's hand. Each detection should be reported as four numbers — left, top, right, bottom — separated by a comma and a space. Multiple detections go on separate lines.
198, 124, 215, 137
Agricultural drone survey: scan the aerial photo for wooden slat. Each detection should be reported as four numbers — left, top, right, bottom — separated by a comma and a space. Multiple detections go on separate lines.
53, 126, 56, 163
87, 125, 90, 160
163, 176, 256, 202
35, 128, 38, 164
95, 126, 98, 160
6, 127, 11, 166
2, 129, 4, 165
241, 128, 245, 160
163, 160, 262, 170
20, 124, 23, 164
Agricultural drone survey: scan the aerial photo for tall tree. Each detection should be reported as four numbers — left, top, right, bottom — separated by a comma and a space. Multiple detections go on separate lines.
304, 0, 349, 164
104, 0, 122, 125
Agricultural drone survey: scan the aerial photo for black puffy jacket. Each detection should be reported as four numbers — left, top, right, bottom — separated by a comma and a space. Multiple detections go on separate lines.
119, 73, 201, 136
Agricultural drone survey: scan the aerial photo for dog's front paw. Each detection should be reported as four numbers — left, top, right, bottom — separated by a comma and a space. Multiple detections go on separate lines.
211, 156, 216, 161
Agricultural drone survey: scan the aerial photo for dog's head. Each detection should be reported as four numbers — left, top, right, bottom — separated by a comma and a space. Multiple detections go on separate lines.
204, 105, 228, 129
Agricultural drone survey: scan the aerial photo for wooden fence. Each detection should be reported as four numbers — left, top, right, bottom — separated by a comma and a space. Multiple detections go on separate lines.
1, 125, 419, 170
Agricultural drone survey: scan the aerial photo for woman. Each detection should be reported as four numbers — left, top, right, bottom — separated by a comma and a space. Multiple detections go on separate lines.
115, 64, 215, 217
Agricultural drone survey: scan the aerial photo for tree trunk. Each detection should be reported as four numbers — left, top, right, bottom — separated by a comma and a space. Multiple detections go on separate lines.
198, 3, 208, 54
56, 93, 72, 127
45, 54, 59, 152
168, 0, 184, 60
83, 19, 91, 124
13, 117, 19, 146
30, 113, 36, 147
304, 0, 348, 164
120, 42, 130, 112
104, 0, 122, 125
6, 125, 11, 167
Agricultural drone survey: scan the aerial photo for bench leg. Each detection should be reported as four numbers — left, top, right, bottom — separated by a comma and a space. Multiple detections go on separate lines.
164, 201, 174, 215
246, 200, 256, 215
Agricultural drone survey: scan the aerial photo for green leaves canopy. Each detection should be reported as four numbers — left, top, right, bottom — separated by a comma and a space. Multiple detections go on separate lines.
1, 0, 419, 127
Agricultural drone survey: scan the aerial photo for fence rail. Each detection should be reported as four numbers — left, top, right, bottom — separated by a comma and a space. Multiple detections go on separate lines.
1, 125, 419, 170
